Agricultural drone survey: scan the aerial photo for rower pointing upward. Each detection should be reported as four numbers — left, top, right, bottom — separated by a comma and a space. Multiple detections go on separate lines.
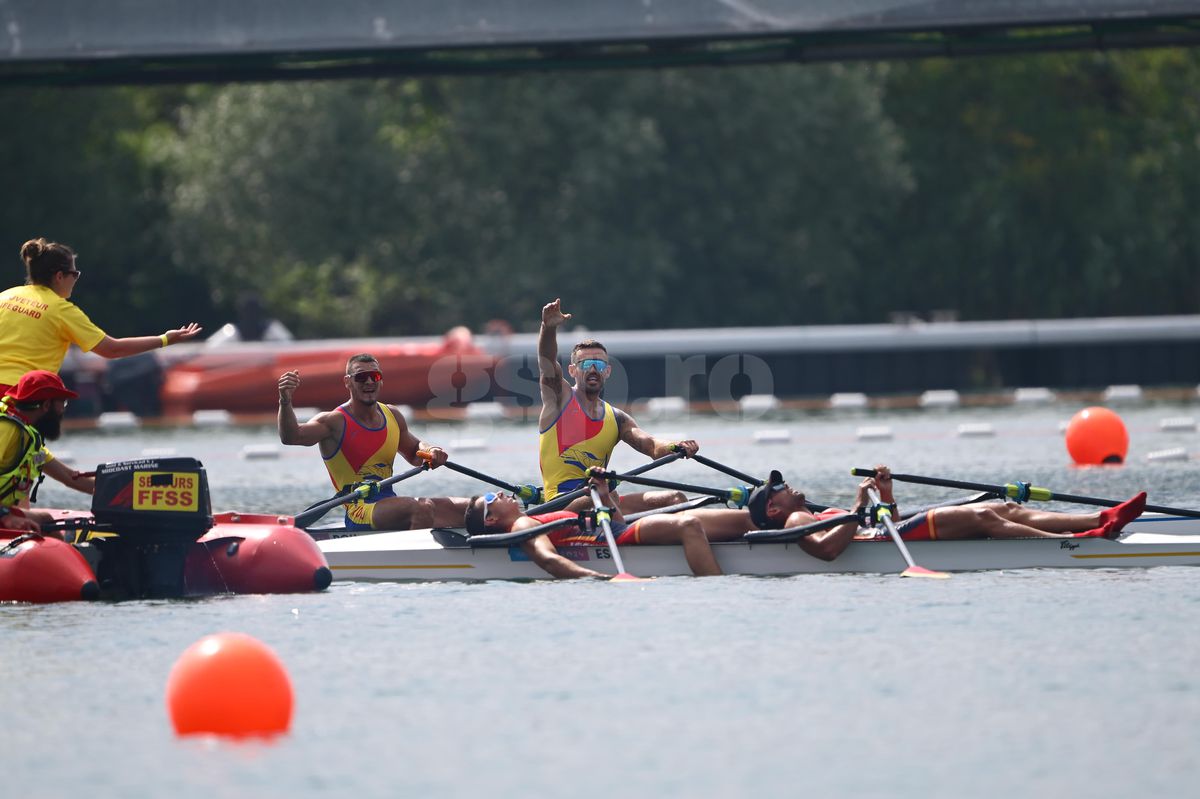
537, 299, 695, 513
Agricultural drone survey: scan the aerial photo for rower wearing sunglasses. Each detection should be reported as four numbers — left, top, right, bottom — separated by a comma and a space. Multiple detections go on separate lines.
537, 298, 698, 514
277, 354, 469, 531
465, 472, 725, 577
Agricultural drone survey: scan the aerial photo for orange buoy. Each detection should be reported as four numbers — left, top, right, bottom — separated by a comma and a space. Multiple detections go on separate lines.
166, 633, 293, 737
1065, 407, 1129, 465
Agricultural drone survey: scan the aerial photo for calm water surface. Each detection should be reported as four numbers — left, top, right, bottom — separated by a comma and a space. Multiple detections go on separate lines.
3, 402, 1199, 798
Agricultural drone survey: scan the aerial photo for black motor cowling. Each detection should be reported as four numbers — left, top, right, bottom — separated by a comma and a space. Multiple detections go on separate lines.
89, 457, 214, 598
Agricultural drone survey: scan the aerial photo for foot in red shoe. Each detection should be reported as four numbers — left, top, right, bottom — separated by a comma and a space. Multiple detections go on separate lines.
1072, 522, 1114, 539
1100, 492, 1147, 533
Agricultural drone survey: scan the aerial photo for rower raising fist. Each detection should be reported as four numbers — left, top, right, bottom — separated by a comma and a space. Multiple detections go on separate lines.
541, 298, 572, 329
278, 370, 300, 404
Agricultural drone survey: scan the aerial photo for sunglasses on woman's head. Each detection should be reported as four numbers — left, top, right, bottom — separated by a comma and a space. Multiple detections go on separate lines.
350, 370, 383, 383
483, 492, 500, 508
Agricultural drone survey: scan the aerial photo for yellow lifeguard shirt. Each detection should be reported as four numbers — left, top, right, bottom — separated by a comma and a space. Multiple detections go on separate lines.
0, 284, 106, 385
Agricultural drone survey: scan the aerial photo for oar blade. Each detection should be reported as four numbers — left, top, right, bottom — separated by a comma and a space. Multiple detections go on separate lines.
901, 565, 951, 580
610, 572, 651, 583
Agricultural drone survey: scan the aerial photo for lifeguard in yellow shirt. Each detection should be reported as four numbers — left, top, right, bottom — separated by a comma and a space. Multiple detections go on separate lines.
537, 298, 698, 513
0, 238, 203, 393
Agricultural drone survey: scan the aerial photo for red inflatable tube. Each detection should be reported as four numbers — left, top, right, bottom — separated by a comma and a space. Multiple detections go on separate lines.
0, 531, 100, 603
184, 512, 332, 595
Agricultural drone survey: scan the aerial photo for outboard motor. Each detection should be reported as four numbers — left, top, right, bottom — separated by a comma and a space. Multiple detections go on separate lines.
89, 457, 214, 598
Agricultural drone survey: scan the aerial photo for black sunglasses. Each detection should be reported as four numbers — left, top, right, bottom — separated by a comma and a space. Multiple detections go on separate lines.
350, 370, 383, 383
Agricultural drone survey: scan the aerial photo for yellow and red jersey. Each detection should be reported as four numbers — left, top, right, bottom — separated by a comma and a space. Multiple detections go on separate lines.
538, 391, 619, 500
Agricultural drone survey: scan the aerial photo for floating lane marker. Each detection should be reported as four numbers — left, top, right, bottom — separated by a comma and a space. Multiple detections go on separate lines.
97, 411, 139, 429
142, 447, 178, 458
829, 392, 869, 410
956, 423, 995, 438
856, 425, 893, 441
1146, 447, 1189, 463
1103, 384, 1143, 403
466, 402, 507, 420
240, 444, 282, 460
739, 394, 780, 415
192, 409, 234, 426
449, 438, 488, 452
645, 397, 687, 417
753, 429, 792, 445
1159, 417, 1197, 433
919, 390, 960, 409
1013, 387, 1055, 404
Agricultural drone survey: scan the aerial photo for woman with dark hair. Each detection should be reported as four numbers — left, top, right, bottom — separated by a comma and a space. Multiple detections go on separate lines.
0, 237, 202, 394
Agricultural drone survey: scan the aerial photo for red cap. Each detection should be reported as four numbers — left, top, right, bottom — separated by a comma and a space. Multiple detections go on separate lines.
5, 370, 79, 402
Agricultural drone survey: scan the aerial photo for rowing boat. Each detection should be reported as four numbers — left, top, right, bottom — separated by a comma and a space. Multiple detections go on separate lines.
313, 512, 1200, 581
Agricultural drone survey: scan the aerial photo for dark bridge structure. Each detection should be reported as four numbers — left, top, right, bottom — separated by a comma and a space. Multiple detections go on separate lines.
2, 0, 1200, 85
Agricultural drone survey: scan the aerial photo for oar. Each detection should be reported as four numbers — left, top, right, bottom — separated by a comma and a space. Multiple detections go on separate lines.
851, 468, 1200, 519
595, 469, 832, 513
743, 512, 860, 543
526, 451, 684, 514
589, 486, 645, 582
690, 454, 761, 486
443, 461, 543, 506
294, 461, 429, 528
590, 468, 752, 507
867, 486, 949, 579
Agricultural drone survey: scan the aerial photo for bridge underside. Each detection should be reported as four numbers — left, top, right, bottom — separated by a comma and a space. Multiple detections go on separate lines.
3, 1, 1200, 86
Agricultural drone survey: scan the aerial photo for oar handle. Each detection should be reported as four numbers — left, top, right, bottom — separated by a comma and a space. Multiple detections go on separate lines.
743, 512, 859, 543
294, 462, 429, 528
525, 451, 684, 514
690, 453, 761, 486
852, 468, 1200, 519
593, 468, 745, 504
443, 461, 543, 503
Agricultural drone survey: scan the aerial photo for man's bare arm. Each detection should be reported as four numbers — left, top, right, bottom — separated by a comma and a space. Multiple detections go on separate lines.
614, 408, 699, 459
537, 299, 571, 416
277, 370, 335, 446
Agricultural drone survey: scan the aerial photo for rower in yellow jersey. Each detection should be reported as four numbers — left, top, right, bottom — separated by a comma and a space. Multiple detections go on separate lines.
537, 298, 697, 513
277, 354, 469, 530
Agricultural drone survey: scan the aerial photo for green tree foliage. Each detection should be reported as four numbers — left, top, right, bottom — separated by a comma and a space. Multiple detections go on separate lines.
162, 65, 911, 334
5, 49, 1200, 340
882, 49, 1200, 319
0, 86, 213, 333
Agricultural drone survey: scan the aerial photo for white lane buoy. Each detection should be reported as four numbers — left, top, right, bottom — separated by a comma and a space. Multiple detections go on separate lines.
97, 411, 139, 429
753, 429, 791, 445
448, 438, 488, 452
919, 390, 960, 409
645, 397, 688, 417
956, 423, 996, 438
191, 409, 234, 426
465, 402, 507, 420
141, 447, 178, 458
739, 395, 780, 414
1146, 447, 1189, 463
240, 444, 282, 460
1159, 417, 1198, 433
1013, 387, 1056, 404
1103, 384, 1143, 403
857, 425, 893, 441
829, 393, 869, 410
